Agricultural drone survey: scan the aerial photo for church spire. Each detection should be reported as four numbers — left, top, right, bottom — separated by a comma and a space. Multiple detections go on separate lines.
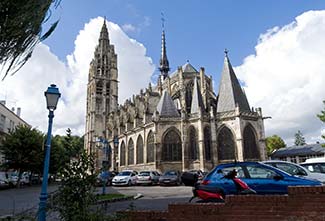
99, 18, 109, 41
217, 50, 251, 113
159, 14, 170, 80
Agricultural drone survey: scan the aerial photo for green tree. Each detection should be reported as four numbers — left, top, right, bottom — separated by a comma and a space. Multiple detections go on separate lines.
317, 100, 325, 142
294, 130, 306, 146
265, 135, 286, 156
52, 151, 98, 220
0, 0, 60, 80
0, 125, 44, 186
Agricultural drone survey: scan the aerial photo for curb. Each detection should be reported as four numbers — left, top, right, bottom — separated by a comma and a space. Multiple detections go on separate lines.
96, 195, 134, 204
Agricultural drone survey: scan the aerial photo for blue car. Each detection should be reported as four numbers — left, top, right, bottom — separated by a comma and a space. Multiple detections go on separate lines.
201, 162, 321, 195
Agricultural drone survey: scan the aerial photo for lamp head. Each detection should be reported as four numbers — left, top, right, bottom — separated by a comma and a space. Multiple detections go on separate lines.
45, 84, 61, 111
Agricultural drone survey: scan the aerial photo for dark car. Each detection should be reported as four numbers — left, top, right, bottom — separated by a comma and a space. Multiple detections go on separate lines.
201, 162, 321, 195
181, 170, 204, 186
96, 171, 116, 186
159, 170, 182, 186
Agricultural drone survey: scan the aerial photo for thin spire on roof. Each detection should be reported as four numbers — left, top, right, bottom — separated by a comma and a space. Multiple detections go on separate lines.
217, 51, 251, 113
156, 90, 180, 117
159, 12, 170, 80
191, 77, 205, 114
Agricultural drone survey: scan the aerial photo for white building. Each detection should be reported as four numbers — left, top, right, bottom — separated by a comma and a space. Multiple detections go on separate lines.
0, 101, 29, 165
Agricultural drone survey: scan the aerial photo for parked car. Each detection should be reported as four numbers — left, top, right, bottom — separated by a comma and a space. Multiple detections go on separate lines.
159, 170, 182, 186
96, 171, 116, 186
263, 160, 325, 183
136, 171, 160, 185
301, 158, 325, 174
112, 170, 137, 186
181, 170, 204, 186
201, 162, 321, 195
0, 172, 9, 189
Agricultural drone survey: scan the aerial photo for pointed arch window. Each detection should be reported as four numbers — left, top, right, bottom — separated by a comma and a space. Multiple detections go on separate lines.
188, 126, 199, 160
243, 125, 260, 160
136, 135, 144, 164
128, 139, 134, 165
185, 80, 194, 113
162, 129, 182, 161
120, 141, 126, 166
96, 81, 103, 94
217, 127, 236, 161
147, 132, 155, 163
204, 127, 212, 160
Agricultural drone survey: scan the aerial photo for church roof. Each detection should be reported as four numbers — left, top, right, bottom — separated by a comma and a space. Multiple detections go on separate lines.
217, 53, 250, 113
191, 77, 205, 114
156, 90, 180, 117
182, 62, 198, 73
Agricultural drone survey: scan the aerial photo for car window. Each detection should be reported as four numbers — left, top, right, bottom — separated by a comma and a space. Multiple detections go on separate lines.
139, 172, 150, 176
303, 164, 320, 173
119, 171, 131, 176
275, 163, 307, 176
165, 171, 177, 176
220, 166, 245, 178
320, 164, 325, 172
246, 165, 277, 179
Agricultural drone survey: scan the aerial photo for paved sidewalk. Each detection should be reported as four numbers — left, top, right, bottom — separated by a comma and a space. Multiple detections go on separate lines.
0, 184, 58, 216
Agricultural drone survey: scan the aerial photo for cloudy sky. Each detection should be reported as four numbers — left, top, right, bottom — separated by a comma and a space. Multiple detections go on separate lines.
1, 1, 325, 146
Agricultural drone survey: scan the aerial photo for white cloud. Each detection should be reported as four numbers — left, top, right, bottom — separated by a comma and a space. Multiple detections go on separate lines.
122, 24, 137, 33
235, 10, 325, 145
0, 17, 155, 136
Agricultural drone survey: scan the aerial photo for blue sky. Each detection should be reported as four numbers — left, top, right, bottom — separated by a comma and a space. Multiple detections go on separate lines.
1, 1, 325, 145
44, 0, 325, 80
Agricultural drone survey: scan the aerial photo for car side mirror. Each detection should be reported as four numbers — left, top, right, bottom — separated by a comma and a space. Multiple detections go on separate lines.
273, 174, 283, 181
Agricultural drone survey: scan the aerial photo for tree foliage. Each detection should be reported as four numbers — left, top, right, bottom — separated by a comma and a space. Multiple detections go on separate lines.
265, 135, 286, 156
0, 125, 44, 185
52, 151, 98, 221
294, 130, 306, 146
317, 100, 325, 142
0, 0, 60, 80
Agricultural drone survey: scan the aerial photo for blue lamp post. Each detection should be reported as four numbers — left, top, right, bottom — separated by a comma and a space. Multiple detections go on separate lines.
38, 84, 61, 221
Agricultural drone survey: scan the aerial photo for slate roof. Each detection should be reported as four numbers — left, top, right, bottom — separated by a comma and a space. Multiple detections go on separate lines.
217, 55, 251, 113
271, 143, 325, 158
156, 90, 180, 117
191, 77, 205, 114
182, 62, 198, 73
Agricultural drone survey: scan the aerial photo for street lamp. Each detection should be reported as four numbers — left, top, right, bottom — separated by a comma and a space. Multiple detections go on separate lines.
38, 84, 61, 221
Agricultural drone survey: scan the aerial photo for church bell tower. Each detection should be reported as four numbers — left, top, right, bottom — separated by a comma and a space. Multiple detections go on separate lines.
84, 19, 118, 168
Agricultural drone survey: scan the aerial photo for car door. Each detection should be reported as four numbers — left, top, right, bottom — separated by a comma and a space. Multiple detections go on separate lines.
131, 172, 137, 184
244, 164, 287, 194
219, 166, 244, 194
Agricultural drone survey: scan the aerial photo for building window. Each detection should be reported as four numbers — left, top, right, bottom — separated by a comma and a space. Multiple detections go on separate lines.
162, 129, 182, 161
120, 141, 126, 166
96, 81, 103, 94
204, 127, 212, 160
147, 131, 155, 163
128, 139, 134, 165
217, 126, 236, 161
136, 135, 144, 164
0, 115, 6, 132
188, 126, 198, 160
243, 125, 260, 160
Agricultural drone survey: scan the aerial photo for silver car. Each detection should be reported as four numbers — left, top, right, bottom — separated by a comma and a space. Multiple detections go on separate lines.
136, 171, 160, 185
263, 160, 325, 183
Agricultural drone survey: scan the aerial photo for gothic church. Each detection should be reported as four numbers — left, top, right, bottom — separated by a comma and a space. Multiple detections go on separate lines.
84, 20, 267, 172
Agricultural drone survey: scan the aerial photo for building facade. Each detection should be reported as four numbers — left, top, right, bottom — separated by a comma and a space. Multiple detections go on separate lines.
0, 102, 29, 165
85, 21, 267, 172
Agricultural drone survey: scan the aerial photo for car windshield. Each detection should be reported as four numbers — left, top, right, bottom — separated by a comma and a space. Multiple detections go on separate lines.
164, 171, 177, 176
119, 171, 131, 176
139, 172, 150, 176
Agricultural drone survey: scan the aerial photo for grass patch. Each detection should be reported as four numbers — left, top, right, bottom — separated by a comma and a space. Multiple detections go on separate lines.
97, 193, 129, 201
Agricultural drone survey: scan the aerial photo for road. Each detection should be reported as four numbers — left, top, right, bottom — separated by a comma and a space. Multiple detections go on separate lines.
0, 184, 193, 216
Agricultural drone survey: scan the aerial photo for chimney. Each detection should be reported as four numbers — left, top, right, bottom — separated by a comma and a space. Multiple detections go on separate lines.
0, 100, 5, 105
11, 107, 15, 112
17, 107, 21, 117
